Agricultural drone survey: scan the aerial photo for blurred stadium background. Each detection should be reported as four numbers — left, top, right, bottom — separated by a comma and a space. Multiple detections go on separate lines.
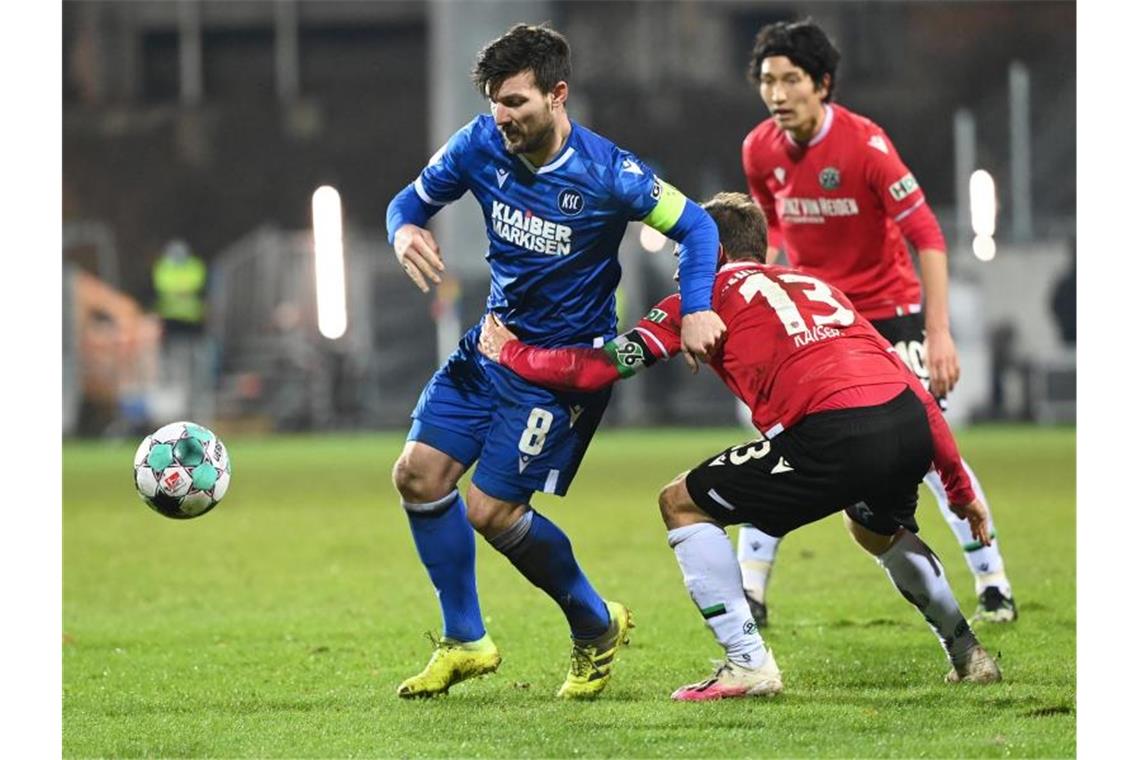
61, 0, 1075, 438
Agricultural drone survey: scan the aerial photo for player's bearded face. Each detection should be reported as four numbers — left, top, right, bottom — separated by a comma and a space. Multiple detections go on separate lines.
490, 71, 558, 155
758, 56, 827, 141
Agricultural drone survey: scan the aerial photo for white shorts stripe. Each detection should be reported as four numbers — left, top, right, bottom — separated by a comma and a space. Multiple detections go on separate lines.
543, 469, 560, 494
707, 488, 736, 512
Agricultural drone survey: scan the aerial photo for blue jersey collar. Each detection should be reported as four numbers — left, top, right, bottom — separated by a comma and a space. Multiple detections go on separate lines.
516, 123, 577, 175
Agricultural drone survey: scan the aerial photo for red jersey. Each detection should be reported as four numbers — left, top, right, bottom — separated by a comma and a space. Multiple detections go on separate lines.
635, 262, 908, 436
497, 260, 975, 505
742, 103, 946, 320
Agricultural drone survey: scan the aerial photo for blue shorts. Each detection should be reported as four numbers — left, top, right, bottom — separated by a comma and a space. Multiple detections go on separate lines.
408, 324, 612, 503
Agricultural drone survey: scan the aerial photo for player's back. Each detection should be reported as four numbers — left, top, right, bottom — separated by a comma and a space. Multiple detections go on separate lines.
710, 261, 907, 436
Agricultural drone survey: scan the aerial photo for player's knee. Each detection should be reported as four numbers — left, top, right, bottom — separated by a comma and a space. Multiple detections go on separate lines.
392, 451, 452, 504
464, 485, 527, 538
658, 474, 700, 530
844, 511, 896, 556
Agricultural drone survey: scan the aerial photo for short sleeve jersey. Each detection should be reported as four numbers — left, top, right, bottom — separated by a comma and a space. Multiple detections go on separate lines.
633, 261, 908, 436
742, 104, 930, 320
415, 114, 678, 347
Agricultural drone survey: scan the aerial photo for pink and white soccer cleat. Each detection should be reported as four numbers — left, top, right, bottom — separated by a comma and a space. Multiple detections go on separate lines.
671, 652, 783, 701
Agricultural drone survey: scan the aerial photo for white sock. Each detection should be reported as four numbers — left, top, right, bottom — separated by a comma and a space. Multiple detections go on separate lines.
668, 523, 768, 670
876, 530, 979, 664
736, 524, 781, 602
924, 461, 1013, 597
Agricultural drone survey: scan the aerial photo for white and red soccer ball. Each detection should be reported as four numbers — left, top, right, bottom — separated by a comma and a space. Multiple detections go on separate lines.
133, 421, 231, 519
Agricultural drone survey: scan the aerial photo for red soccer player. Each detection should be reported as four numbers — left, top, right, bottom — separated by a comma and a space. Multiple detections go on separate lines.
478, 192, 1001, 700
737, 20, 1016, 625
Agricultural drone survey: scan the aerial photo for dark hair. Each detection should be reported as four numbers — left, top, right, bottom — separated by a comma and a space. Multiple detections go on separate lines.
747, 19, 840, 102
472, 23, 571, 98
702, 192, 768, 261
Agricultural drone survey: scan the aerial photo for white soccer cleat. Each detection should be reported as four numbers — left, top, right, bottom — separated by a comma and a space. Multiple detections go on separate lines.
945, 644, 1002, 684
671, 652, 783, 701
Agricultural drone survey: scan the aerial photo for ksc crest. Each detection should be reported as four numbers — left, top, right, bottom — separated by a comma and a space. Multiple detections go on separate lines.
558, 188, 585, 216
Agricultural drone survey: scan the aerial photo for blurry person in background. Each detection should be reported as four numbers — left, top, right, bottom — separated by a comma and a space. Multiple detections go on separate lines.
153, 239, 207, 339
737, 19, 1018, 626
66, 264, 161, 435
1050, 242, 1076, 348
152, 239, 212, 422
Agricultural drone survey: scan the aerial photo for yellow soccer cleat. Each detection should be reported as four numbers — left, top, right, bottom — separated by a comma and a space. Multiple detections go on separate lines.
397, 632, 502, 698
556, 601, 633, 700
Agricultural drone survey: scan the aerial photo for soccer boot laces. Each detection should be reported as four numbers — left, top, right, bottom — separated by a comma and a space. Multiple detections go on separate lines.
556, 600, 633, 699
945, 644, 1002, 684
972, 586, 1019, 623
396, 631, 501, 698
671, 652, 784, 701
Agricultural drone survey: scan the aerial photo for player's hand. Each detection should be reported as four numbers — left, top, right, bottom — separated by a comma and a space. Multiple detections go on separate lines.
478, 313, 517, 363
680, 310, 726, 373
393, 224, 445, 293
925, 327, 960, 398
949, 498, 991, 546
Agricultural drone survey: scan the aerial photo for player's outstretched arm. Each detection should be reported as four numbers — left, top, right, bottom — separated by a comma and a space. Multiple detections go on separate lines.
478, 311, 674, 392
478, 314, 622, 392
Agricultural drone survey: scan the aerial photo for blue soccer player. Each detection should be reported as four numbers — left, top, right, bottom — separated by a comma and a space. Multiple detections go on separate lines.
385, 23, 725, 699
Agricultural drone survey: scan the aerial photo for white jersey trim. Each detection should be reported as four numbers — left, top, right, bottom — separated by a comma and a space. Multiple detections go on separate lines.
518, 147, 578, 176
414, 177, 446, 206
893, 197, 926, 223
783, 104, 834, 148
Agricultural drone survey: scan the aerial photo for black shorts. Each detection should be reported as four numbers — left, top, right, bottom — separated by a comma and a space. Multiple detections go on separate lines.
871, 313, 947, 409
685, 388, 934, 537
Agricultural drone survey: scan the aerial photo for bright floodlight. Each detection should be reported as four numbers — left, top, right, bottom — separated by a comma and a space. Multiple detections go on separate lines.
312, 185, 347, 339
639, 223, 667, 252
972, 235, 996, 261
969, 169, 996, 238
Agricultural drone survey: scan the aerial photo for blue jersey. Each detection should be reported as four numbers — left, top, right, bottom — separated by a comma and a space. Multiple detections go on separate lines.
388, 114, 718, 348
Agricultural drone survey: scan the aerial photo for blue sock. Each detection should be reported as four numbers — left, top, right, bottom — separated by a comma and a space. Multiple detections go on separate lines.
404, 490, 485, 642
490, 509, 610, 640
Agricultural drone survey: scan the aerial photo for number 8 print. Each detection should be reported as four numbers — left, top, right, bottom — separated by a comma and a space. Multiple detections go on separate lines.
518, 408, 555, 456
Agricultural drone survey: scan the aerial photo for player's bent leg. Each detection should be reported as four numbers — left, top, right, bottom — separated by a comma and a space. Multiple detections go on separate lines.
844, 512, 1001, 684
660, 476, 783, 701
923, 465, 1018, 623
736, 524, 781, 628
393, 442, 499, 698
467, 482, 629, 699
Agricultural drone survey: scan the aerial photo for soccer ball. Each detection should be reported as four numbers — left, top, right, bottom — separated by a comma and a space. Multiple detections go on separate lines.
134, 421, 231, 519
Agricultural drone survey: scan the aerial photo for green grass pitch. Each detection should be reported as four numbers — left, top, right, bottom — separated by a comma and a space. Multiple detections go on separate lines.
64, 426, 1074, 757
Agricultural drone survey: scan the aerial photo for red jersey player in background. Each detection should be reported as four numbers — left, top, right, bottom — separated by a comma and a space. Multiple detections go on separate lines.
478, 192, 1002, 700
737, 19, 1017, 626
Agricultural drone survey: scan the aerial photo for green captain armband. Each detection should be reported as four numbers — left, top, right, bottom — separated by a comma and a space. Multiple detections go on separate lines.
641, 179, 686, 233
602, 331, 659, 379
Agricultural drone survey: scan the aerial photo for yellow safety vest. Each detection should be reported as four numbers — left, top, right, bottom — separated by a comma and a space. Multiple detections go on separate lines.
153, 255, 207, 324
